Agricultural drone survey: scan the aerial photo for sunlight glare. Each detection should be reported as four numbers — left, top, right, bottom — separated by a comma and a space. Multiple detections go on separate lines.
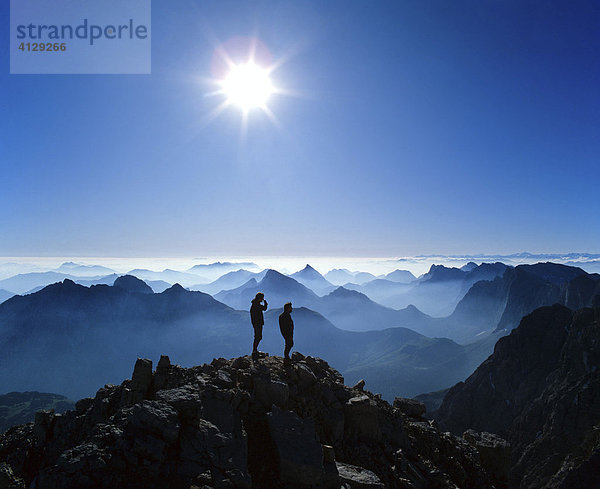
221, 62, 273, 111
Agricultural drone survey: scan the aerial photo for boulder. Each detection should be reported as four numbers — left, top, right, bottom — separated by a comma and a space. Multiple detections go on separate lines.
267, 406, 324, 486
128, 400, 180, 444
393, 397, 426, 419
344, 395, 381, 442
336, 462, 385, 488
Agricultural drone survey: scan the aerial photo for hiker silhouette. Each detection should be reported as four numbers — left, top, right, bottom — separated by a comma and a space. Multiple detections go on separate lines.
250, 292, 268, 358
279, 302, 294, 365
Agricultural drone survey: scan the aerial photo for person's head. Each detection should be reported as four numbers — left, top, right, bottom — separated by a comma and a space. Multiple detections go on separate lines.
255, 292, 264, 301
284, 302, 292, 313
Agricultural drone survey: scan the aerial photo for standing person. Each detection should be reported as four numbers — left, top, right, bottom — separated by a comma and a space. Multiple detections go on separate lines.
279, 302, 294, 365
250, 292, 268, 359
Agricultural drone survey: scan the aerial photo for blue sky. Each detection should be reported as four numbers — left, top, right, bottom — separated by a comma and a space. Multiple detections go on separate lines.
1, 0, 598, 257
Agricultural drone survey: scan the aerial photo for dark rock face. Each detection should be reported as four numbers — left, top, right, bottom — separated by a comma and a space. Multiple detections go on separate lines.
0, 354, 498, 489
436, 305, 600, 488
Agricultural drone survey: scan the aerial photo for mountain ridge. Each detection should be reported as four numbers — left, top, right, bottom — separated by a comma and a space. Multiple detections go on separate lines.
435, 304, 600, 488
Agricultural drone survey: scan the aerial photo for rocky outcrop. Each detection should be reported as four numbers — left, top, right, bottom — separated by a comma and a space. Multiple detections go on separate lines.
436, 305, 600, 488
0, 353, 499, 489
392, 398, 425, 420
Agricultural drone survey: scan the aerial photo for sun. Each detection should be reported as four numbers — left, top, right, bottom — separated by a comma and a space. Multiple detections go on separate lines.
203, 36, 293, 131
221, 61, 274, 111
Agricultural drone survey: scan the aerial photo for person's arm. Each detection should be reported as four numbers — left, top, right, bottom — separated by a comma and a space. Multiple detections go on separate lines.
262, 302, 268, 311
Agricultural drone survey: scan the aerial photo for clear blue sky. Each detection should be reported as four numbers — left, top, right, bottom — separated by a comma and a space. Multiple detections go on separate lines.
1, 0, 598, 257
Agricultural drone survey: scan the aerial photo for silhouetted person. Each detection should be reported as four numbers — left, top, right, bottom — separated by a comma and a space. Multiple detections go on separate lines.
279, 302, 294, 365
250, 292, 268, 359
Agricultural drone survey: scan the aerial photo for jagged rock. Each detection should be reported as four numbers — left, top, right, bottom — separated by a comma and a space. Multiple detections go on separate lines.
336, 462, 385, 488
393, 398, 426, 419
33, 410, 59, 443
463, 430, 510, 488
352, 379, 365, 391
154, 355, 172, 391
75, 397, 93, 415
0, 462, 24, 489
130, 358, 153, 404
0, 354, 497, 489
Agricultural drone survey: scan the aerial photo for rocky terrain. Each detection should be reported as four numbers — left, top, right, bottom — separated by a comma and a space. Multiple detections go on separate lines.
0, 353, 506, 489
436, 305, 600, 488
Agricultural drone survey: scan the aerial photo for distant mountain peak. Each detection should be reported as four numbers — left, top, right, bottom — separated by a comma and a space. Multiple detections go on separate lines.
113, 275, 153, 294
292, 264, 323, 279
163, 283, 186, 294
460, 262, 478, 272
262, 269, 288, 282
329, 286, 363, 298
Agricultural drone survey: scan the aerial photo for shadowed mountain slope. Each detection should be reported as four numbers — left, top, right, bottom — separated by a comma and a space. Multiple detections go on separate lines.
436, 305, 600, 489
0, 289, 14, 304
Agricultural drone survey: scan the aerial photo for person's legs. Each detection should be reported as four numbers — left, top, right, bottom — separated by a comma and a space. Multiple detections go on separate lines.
253, 325, 263, 354
284, 336, 294, 359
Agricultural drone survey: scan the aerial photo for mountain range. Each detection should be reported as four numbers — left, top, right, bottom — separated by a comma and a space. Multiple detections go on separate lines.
215, 269, 437, 335
0, 392, 74, 433
345, 262, 509, 316
2, 261, 599, 402
290, 264, 336, 295
53, 261, 116, 276
0, 276, 475, 400
190, 269, 267, 296
324, 268, 378, 285
0, 271, 109, 295
435, 304, 600, 488
187, 261, 260, 280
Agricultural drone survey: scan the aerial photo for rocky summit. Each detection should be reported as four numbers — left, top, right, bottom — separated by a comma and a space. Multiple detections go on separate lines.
0, 353, 505, 489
